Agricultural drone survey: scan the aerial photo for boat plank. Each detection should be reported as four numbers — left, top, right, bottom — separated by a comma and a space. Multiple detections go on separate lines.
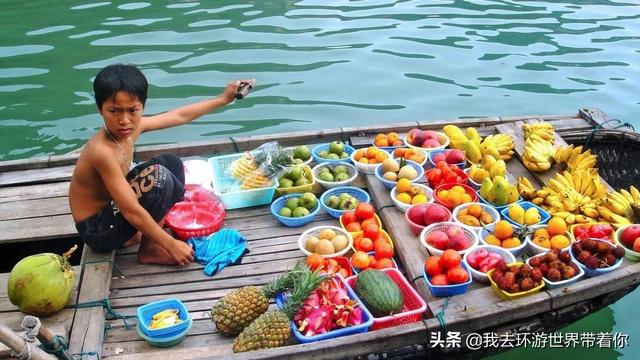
0, 182, 69, 201
0, 196, 70, 221
0, 165, 75, 187
0, 215, 75, 244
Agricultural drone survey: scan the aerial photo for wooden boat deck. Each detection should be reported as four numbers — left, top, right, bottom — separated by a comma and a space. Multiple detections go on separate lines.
1, 108, 639, 359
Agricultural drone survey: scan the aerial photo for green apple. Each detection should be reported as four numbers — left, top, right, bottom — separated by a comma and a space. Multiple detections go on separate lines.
292, 207, 310, 218
333, 165, 348, 174
293, 145, 311, 161
340, 152, 349, 159
286, 166, 302, 182
335, 172, 350, 182
279, 207, 292, 217
319, 172, 334, 182
319, 150, 330, 158
326, 153, 340, 160
285, 197, 299, 210
278, 178, 294, 188
326, 195, 340, 209
298, 192, 318, 210
328, 141, 345, 155
294, 177, 309, 186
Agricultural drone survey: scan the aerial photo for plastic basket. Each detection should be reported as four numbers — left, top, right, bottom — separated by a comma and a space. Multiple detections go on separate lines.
373, 138, 407, 153
614, 226, 640, 261
350, 148, 390, 174
350, 251, 398, 273
569, 223, 616, 243
433, 183, 477, 211
374, 160, 424, 190
339, 213, 383, 238
451, 202, 500, 233
462, 245, 516, 283
404, 203, 452, 236
208, 153, 277, 210
390, 184, 434, 213
404, 131, 450, 151
422, 261, 472, 297
275, 165, 315, 196
311, 143, 356, 164
347, 268, 427, 330
270, 194, 321, 227
137, 298, 191, 338
419, 222, 479, 256
500, 201, 551, 227
137, 319, 192, 348
569, 238, 624, 277
479, 223, 527, 257
319, 186, 371, 218
165, 201, 226, 241
298, 225, 353, 258
275, 276, 373, 343
487, 263, 545, 300
391, 147, 428, 168
312, 162, 359, 189
526, 253, 585, 288
476, 191, 522, 212
427, 149, 466, 169
318, 256, 354, 278
525, 224, 572, 255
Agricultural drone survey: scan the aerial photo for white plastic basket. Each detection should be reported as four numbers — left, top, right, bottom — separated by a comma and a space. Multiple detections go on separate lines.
525, 224, 572, 255
463, 245, 516, 283
298, 225, 353, 258
451, 202, 500, 233
404, 131, 450, 151
390, 184, 434, 213
419, 221, 479, 256
311, 162, 358, 189
350, 148, 390, 174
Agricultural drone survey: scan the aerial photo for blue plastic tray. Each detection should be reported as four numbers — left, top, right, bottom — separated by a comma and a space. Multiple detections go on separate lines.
374, 160, 424, 190
137, 298, 191, 338
270, 194, 320, 227
275, 276, 373, 343
137, 319, 192, 348
499, 201, 550, 227
423, 261, 472, 297
311, 143, 356, 164
319, 186, 371, 218
569, 239, 624, 277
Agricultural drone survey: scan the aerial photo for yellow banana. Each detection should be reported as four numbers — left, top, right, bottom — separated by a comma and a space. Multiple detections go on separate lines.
152, 309, 179, 321
630, 186, 640, 203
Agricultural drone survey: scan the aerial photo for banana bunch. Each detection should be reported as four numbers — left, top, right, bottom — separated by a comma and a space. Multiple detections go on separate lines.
554, 145, 597, 172
522, 134, 556, 172
480, 134, 515, 161
597, 186, 640, 226
523, 122, 555, 143
540, 170, 606, 224
231, 153, 259, 181
149, 309, 182, 329
443, 125, 514, 164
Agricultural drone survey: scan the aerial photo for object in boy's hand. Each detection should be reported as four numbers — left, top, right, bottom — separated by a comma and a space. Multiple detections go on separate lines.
235, 79, 256, 99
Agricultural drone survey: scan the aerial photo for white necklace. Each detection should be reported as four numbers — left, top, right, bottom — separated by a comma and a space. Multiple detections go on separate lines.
104, 125, 133, 168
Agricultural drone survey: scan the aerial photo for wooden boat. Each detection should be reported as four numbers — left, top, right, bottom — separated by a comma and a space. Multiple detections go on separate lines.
1, 107, 639, 359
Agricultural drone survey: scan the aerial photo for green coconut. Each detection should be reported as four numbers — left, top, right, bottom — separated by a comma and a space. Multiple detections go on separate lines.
8, 245, 76, 317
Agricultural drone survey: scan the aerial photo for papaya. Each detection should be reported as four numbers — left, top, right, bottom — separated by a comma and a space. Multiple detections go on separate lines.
355, 269, 403, 317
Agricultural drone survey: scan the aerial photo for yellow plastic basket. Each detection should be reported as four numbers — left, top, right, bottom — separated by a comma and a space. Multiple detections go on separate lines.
487, 262, 545, 300
275, 165, 315, 196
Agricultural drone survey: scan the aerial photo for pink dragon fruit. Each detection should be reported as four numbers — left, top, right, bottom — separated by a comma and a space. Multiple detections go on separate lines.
297, 305, 333, 336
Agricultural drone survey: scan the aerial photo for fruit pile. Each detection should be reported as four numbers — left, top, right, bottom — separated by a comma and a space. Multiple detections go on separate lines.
455, 203, 494, 227
278, 193, 318, 218
479, 175, 519, 206
315, 164, 353, 183
392, 147, 426, 165
290, 145, 312, 165
278, 165, 312, 189
554, 144, 597, 172
405, 128, 443, 149
394, 178, 429, 206
303, 228, 350, 256
318, 141, 350, 161
506, 203, 541, 226
619, 225, 640, 252
352, 146, 389, 165
598, 185, 640, 226
424, 249, 470, 286
378, 158, 420, 183
443, 125, 514, 163
483, 220, 523, 249
426, 161, 467, 188
305, 254, 351, 279
465, 248, 507, 274
490, 262, 542, 294
374, 132, 404, 147
324, 192, 360, 211
436, 184, 474, 208
467, 154, 507, 184
522, 122, 556, 172
340, 203, 379, 234
572, 223, 613, 242
407, 203, 451, 229
430, 149, 466, 166
528, 248, 579, 282
571, 239, 624, 270
424, 224, 473, 252
530, 217, 571, 250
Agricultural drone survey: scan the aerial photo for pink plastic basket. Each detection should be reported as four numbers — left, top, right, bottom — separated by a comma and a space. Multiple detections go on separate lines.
165, 201, 226, 240
347, 268, 427, 330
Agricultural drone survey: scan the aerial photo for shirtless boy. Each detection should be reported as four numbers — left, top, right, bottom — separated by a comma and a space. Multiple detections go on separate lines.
69, 64, 244, 266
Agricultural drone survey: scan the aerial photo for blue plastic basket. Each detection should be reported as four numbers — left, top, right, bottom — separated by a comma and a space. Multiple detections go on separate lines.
479, 223, 527, 257
422, 261, 473, 297
137, 298, 191, 338
374, 160, 424, 190
275, 276, 373, 343
476, 190, 522, 213
427, 149, 466, 169
569, 238, 624, 277
500, 201, 550, 227
270, 194, 320, 227
137, 319, 192, 348
311, 143, 356, 164
320, 186, 371, 218
208, 153, 277, 210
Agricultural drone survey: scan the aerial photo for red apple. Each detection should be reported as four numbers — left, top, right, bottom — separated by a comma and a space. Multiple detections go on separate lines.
423, 204, 451, 225
634, 238, 640, 252
448, 233, 470, 251
407, 128, 425, 146
621, 225, 640, 247
432, 153, 446, 164
427, 230, 449, 250
445, 225, 463, 238
421, 138, 441, 148
407, 205, 427, 226
446, 149, 466, 164
423, 130, 440, 140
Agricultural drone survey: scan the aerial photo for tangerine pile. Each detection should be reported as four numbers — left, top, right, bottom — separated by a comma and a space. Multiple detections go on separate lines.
395, 178, 429, 205
353, 146, 389, 165
374, 132, 404, 147
306, 254, 351, 278
392, 147, 426, 164
531, 217, 570, 249
437, 185, 473, 207
484, 220, 522, 249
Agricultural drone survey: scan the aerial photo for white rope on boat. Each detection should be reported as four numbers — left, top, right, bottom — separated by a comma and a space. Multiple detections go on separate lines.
11, 316, 41, 360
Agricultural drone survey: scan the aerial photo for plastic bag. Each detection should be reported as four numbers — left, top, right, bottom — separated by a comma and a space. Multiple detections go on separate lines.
184, 159, 214, 191
228, 141, 294, 190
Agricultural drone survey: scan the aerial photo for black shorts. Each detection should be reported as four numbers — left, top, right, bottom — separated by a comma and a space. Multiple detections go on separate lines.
76, 154, 185, 253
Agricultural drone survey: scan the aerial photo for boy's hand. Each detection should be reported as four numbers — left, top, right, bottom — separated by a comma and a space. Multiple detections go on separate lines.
170, 240, 195, 267
222, 80, 253, 104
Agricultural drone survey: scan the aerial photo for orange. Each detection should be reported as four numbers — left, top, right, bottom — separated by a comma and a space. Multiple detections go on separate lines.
358, 157, 369, 164
412, 194, 427, 204
354, 149, 366, 161
306, 253, 325, 271
396, 178, 413, 193
387, 132, 400, 144
467, 204, 483, 218
351, 251, 370, 269
374, 258, 394, 269
392, 140, 405, 147
493, 220, 514, 240
484, 234, 501, 246
550, 234, 570, 249
547, 217, 567, 236
534, 237, 551, 249
367, 146, 378, 159
396, 192, 412, 204
375, 133, 386, 142
375, 151, 388, 163
394, 148, 406, 157
501, 237, 521, 248
375, 138, 389, 147
533, 228, 550, 240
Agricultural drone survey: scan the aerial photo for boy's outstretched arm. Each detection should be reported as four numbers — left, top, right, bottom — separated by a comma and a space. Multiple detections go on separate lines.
140, 80, 247, 132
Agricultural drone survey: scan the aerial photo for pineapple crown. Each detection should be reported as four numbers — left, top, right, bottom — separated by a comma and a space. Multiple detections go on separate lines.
262, 262, 308, 299
259, 149, 294, 178
281, 268, 326, 320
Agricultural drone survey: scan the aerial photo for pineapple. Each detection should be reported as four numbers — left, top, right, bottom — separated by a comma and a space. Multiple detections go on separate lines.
211, 263, 305, 336
233, 268, 325, 353
239, 148, 294, 190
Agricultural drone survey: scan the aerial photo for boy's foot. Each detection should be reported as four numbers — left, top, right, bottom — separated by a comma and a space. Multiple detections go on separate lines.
137, 236, 180, 265
123, 231, 142, 248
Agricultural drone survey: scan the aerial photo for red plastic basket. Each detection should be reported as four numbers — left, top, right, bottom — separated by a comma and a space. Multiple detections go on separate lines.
347, 268, 427, 330
433, 183, 477, 211
165, 201, 226, 240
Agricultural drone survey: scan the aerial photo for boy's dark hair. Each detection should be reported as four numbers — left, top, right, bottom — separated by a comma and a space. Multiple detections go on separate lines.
93, 64, 148, 109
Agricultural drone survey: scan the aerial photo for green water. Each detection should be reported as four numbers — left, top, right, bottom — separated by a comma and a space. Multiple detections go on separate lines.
1, 0, 638, 357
